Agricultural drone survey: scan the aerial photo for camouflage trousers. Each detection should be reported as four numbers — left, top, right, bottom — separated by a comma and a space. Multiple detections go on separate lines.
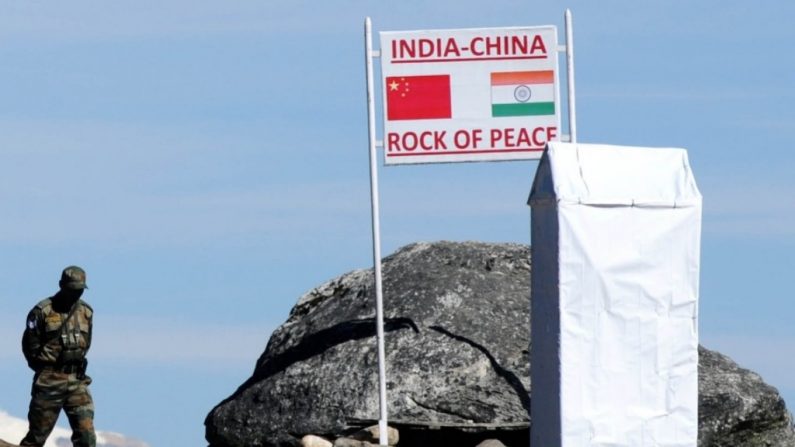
20, 369, 96, 447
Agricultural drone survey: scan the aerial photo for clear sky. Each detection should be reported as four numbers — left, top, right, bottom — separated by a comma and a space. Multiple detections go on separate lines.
0, 2, 793, 446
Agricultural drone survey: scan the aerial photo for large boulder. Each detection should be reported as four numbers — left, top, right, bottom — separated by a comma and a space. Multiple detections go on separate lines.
205, 241, 794, 446
699, 348, 794, 446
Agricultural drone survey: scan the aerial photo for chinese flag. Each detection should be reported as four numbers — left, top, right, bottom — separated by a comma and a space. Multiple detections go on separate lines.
386, 75, 452, 120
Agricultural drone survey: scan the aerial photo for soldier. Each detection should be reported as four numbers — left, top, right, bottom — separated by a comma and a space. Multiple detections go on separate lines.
20, 266, 96, 447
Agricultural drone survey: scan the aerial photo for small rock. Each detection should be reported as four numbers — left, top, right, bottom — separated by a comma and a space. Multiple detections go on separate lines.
332, 438, 375, 447
476, 440, 506, 447
0, 440, 19, 447
302, 434, 333, 447
349, 425, 399, 445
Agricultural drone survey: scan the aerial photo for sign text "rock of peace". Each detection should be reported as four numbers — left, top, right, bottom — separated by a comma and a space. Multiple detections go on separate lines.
387, 126, 558, 152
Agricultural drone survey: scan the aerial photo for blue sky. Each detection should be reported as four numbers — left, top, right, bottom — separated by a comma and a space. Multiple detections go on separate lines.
0, 1, 793, 446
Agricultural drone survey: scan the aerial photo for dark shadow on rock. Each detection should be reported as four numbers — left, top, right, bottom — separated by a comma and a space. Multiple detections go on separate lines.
209, 317, 419, 416
429, 325, 531, 417
397, 426, 528, 447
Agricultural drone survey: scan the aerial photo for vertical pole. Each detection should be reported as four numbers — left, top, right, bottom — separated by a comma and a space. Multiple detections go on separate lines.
364, 17, 389, 447
565, 9, 577, 143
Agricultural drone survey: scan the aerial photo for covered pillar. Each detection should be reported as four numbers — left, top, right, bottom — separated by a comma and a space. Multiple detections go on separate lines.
528, 142, 701, 447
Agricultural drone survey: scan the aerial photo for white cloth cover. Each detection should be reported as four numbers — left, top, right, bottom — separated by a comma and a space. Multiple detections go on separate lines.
528, 142, 701, 447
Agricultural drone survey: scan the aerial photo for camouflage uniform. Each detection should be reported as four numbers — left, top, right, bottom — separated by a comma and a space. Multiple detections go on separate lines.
20, 266, 96, 447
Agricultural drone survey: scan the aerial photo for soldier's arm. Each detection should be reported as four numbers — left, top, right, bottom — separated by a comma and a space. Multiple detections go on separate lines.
21, 308, 45, 370
85, 305, 92, 352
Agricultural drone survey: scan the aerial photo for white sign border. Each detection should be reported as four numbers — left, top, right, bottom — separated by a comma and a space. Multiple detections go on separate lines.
379, 25, 562, 165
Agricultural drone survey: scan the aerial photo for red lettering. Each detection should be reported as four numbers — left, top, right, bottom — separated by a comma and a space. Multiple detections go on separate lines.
387, 132, 401, 152
433, 131, 447, 149
490, 129, 503, 147
443, 39, 461, 58
511, 35, 528, 55
398, 34, 545, 60
403, 132, 418, 151
490, 127, 555, 148
418, 39, 436, 58
485, 36, 500, 55
504, 128, 516, 147
469, 34, 542, 57
397, 39, 415, 59
517, 127, 532, 147
532, 127, 546, 147
408, 132, 420, 152
530, 35, 547, 55
470, 37, 484, 56
387, 131, 447, 151
419, 131, 434, 150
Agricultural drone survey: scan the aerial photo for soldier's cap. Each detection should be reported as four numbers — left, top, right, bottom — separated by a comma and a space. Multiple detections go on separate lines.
59, 265, 88, 290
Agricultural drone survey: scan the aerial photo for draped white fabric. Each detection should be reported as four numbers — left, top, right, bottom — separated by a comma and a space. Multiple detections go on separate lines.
530, 142, 701, 447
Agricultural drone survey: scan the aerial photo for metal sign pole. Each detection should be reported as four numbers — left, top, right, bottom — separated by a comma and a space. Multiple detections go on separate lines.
565, 9, 577, 143
364, 17, 390, 447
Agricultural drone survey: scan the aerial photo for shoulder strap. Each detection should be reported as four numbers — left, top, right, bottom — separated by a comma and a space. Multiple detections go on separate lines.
56, 301, 81, 339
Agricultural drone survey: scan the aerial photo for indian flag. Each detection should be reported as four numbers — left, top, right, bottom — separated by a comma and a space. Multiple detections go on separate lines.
490, 70, 555, 117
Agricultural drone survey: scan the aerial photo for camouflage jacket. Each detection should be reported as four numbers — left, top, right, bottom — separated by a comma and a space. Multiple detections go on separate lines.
22, 297, 93, 371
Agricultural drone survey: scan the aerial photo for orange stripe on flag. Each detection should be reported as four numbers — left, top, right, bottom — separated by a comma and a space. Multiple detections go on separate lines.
491, 70, 554, 86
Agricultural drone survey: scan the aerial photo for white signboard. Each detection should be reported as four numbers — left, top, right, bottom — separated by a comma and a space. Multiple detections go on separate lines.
380, 26, 560, 165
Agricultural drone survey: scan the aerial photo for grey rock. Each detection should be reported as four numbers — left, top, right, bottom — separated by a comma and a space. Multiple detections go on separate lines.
476, 440, 507, 447
301, 435, 332, 447
205, 241, 795, 447
699, 348, 794, 446
347, 426, 398, 446
331, 439, 374, 447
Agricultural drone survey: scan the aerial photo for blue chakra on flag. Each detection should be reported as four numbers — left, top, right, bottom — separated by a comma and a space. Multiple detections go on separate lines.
514, 85, 532, 103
